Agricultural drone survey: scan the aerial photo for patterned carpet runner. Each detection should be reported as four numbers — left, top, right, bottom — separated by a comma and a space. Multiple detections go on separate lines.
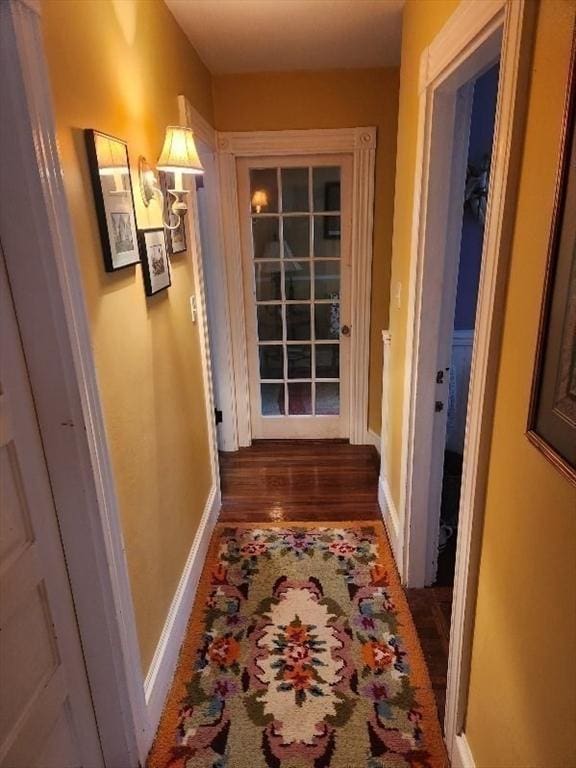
147, 522, 448, 768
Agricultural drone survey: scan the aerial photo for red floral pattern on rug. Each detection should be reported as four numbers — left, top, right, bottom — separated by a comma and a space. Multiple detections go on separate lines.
148, 526, 447, 768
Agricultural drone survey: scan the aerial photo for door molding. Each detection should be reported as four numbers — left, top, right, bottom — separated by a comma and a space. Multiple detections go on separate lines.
394, 0, 535, 761
179, 96, 239, 452
1, 1, 148, 763
177, 96, 221, 491
217, 127, 377, 446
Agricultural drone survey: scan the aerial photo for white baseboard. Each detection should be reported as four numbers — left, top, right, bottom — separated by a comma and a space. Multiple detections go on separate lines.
144, 483, 221, 746
366, 428, 381, 454
378, 474, 403, 579
451, 733, 476, 768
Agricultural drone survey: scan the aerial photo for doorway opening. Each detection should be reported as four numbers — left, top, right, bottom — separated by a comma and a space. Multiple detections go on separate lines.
194, 126, 376, 449
435, 63, 500, 587
405, 60, 502, 727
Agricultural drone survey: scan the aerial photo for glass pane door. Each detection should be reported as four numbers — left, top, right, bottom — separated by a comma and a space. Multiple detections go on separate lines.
240, 155, 351, 439
250, 164, 342, 420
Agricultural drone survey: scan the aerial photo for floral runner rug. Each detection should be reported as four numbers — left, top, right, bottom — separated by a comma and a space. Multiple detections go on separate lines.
147, 522, 448, 768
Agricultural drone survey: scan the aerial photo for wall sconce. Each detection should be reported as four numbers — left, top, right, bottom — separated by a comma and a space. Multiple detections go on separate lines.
251, 189, 268, 214
139, 125, 204, 229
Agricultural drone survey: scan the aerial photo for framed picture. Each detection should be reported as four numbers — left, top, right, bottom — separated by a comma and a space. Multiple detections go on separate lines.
138, 228, 171, 296
159, 171, 187, 255
323, 181, 341, 239
527, 44, 576, 483
84, 129, 139, 271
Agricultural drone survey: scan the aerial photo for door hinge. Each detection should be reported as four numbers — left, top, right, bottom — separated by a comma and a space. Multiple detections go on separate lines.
436, 370, 444, 384
215, 408, 223, 425
434, 401, 444, 413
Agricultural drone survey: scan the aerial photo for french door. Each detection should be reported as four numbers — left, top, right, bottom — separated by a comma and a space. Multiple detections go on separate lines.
238, 155, 352, 439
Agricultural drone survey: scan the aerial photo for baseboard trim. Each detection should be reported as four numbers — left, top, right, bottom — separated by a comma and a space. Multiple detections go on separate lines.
378, 475, 403, 578
451, 733, 476, 768
366, 428, 381, 454
144, 483, 221, 745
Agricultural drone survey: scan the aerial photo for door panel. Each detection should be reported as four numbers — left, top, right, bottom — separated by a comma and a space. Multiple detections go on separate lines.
0, 255, 103, 767
239, 155, 352, 439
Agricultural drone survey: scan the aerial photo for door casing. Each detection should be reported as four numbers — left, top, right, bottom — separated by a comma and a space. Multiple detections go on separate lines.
216, 127, 377, 448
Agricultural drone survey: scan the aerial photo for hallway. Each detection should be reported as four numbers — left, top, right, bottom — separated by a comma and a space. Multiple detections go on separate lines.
3, 1, 575, 765
148, 440, 449, 766
219, 441, 451, 725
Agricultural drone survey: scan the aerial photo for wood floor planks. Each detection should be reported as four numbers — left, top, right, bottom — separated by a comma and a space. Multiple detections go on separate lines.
219, 440, 381, 522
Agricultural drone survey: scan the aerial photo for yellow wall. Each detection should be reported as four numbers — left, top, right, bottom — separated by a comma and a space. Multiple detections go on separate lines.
386, 0, 459, 504
466, 1, 576, 764
42, 0, 214, 671
213, 69, 399, 434
389, 0, 576, 764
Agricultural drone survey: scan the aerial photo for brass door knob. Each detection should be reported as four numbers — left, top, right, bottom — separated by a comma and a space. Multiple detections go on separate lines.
341, 325, 351, 336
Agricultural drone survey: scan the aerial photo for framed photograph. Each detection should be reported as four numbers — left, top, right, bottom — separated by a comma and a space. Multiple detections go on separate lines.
138, 228, 171, 296
159, 170, 187, 255
84, 129, 139, 271
323, 181, 341, 239
527, 44, 576, 483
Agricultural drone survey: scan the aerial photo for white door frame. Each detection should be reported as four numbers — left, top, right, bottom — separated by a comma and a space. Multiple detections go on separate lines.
176, 98, 221, 490
179, 96, 239, 453
217, 127, 376, 447
393, 0, 535, 763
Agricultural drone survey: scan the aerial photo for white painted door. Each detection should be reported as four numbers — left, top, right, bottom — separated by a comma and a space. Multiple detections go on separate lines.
196, 141, 237, 451
238, 155, 352, 439
0, 254, 104, 768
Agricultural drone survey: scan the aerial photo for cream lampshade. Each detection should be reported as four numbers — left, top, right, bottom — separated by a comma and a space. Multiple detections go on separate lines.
139, 126, 204, 230
156, 126, 203, 176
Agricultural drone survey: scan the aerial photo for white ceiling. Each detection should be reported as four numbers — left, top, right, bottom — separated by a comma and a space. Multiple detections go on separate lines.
164, 0, 404, 74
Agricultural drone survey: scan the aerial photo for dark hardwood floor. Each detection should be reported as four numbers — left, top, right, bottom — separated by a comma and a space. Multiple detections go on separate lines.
405, 586, 453, 723
218, 439, 453, 726
219, 439, 381, 522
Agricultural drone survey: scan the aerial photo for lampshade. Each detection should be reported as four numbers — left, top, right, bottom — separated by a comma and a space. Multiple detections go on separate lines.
251, 189, 269, 212
156, 126, 203, 175
262, 239, 295, 260
96, 135, 127, 176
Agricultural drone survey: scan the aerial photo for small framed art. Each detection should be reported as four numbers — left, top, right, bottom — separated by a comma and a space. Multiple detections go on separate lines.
138, 228, 171, 296
159, 170, 187, 255
527, 42, 576, 483
85, 129, 140, 271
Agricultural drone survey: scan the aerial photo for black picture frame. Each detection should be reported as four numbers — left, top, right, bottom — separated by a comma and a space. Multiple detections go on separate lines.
527, 41, 576, 484
159, 170, 187, 255
323, 181, 341, 240
137, 228, 171, 297
84, 129, 140, 272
